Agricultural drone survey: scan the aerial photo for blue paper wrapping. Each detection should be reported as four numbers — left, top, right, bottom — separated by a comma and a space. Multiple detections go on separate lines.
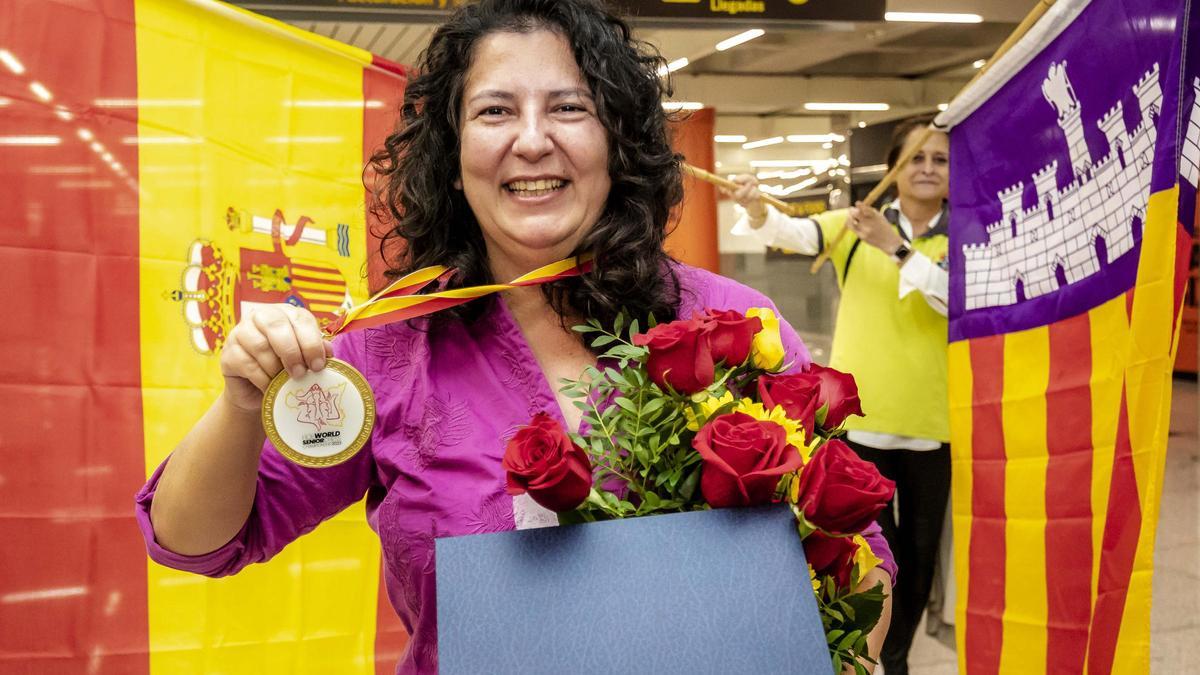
436, 506, 828, 674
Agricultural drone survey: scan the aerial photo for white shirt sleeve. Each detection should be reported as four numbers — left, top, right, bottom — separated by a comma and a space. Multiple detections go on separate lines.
897, 251, 949, 316
730, 205, 822, 256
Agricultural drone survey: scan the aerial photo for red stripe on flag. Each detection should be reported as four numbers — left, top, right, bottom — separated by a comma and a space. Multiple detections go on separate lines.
965, 335, 1006, 675
1044, 314, 1094, 674
364, 52, 411, 674
0, 0, 149, 671
1085, 387, 1141, 675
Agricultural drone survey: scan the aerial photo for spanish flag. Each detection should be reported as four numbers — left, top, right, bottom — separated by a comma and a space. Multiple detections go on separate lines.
939, 0, 1196, 673
0, 0, 409, 671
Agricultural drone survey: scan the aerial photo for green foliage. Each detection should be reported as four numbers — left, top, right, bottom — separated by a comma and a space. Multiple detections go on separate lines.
816, 578, 888, 674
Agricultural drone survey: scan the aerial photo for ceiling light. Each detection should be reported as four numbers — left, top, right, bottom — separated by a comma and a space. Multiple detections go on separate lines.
884, 12, 983, 23
750, 159, 828, 168
821, 142, 833, 149
973, 59, 986, 69
786, 134, 844, 144
662, 101, 704, 111
657, 57, 689, 77
0, 49, 25, 75
804, 102, 890, 112
715, 29, 765, 52
937, 103, 949, 111
742, 136, 784, 150
29, 82, 52, 102
714, 134, 747, 143
858, 121, 867, 128
0, 135, 61, 146
756, 168, 811, 180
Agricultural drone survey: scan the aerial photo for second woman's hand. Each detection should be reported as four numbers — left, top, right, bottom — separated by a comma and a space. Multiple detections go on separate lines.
219, 303, 335, 412
846, 201, 904, 255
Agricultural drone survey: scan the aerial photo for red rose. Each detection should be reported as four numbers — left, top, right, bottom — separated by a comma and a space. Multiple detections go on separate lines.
702, 309, 761, 367
803, 363, 863, 430
632, 317, 715, 394
794, 439, 895, 535
502, 413, 593, 512
757, 373, 821, 438
692, 412, 805, 508
803, 530, 859, 588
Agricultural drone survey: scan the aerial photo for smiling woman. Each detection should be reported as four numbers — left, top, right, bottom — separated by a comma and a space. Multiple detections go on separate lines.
456, 30, 612, 281
134, 2, 895, 673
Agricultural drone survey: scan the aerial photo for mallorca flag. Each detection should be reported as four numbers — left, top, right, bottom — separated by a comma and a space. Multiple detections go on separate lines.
0, 0, 411, 672
938, 0, 1197, 673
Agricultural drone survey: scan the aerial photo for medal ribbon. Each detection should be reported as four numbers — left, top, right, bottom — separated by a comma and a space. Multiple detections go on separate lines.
325, 254, 593, 335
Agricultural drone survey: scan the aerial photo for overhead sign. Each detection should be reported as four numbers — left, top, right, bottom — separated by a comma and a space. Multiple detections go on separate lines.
234, 0, 885, 23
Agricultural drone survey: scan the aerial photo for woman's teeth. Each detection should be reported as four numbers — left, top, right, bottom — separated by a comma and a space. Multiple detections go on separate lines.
506, 179, 566, 196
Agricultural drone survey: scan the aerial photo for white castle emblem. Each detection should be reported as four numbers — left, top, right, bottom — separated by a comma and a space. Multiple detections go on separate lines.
962, 62, 1200, 310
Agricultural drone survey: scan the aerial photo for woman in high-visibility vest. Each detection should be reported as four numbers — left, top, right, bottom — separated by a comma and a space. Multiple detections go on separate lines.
727, 116, 950, 675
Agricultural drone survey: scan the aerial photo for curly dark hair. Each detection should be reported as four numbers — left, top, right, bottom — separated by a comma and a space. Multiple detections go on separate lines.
369, 0, 683, 336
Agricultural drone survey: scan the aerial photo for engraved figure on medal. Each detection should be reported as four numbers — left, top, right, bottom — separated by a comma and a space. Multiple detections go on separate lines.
261, 358, 375, 468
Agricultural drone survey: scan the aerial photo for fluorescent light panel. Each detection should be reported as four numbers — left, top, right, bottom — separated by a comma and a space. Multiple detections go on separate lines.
662, 101, 703, 111
657, 57, 689, 76
714, 135, 747, 143
715, 29, 764, 52
742, 136, 784, 149
804, 102, 890, 111
885, 12, 983, 23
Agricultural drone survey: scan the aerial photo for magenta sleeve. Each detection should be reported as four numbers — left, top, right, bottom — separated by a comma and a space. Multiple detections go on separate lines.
134, 333, 379, 577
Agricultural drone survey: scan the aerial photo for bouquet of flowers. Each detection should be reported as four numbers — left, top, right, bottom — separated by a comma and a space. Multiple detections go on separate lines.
501, 308, 897, 674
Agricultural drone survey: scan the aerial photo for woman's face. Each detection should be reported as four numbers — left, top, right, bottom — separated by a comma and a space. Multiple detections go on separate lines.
895, 129, 949, 204
458, 29, 610, 274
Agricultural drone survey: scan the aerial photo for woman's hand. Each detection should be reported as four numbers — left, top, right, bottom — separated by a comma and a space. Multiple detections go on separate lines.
219, 303, 334, 412
846, 201, 904, 256
720, 174, 768, 225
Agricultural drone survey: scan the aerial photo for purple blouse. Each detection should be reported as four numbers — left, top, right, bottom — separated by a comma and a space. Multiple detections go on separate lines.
136, 263, 896, 674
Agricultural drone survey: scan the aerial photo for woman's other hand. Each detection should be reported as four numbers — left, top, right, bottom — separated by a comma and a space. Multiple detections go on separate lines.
720, 174, 768, 227
219, 303, 334, 412
846, 201, 904, 255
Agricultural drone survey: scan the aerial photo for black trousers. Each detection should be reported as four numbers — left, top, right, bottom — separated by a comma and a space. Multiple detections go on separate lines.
846, 440, 951, 675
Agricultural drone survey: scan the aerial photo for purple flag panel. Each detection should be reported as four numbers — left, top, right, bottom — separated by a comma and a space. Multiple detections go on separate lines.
948, 0, 1192, 341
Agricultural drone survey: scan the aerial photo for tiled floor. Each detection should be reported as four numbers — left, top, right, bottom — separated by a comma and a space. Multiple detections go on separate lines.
722, 253, 1200, 674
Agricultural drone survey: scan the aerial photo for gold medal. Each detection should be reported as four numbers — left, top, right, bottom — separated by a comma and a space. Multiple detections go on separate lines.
261, 358, 375, 468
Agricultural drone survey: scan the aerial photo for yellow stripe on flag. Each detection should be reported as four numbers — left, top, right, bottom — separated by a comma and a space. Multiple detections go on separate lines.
997, 327, 1050, 674
1087, 295, 1125, 652
947, 340, 974, 674
136, 1, 381, 672
1111, 186, 1179, 673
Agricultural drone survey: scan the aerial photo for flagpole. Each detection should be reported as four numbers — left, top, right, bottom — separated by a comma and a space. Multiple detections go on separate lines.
803, 0, 1057, 274
681, 163, 798, 215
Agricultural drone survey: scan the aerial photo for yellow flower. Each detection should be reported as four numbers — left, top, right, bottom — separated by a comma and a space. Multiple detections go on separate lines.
733, 398, 815, 463
809, 564, 820, 594
746, 307, 785, 371
852, 534, 882, 579
685, 391, 735, 431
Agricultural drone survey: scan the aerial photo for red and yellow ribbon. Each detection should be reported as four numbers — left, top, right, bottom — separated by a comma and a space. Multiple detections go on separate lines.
326, 254, 593, 335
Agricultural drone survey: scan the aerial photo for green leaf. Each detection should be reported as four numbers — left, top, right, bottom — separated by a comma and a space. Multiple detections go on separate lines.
614, 397, 638, 413
838, 630, 862, 652
832, 654, 843, 674
591, 335, 617, 348
571, 324, 597, 334
613, 312, 625, 336
825, 629, 845, 645
628, 318, 640, 339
